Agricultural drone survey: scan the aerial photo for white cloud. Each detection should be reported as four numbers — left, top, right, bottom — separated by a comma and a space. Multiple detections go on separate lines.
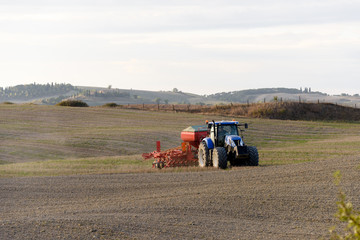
0, 0, 360, 94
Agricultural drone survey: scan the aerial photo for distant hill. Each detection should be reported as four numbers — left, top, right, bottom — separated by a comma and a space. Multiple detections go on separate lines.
63, 87, 212, 106
207, 88, 327, 102
1, 84, 360, 107
207, 88, 360, 107
0, 84, 212, 106
209, 88, 303, 103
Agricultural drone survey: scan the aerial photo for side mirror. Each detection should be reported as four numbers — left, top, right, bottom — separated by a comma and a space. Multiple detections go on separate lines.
244, 123, 248, 129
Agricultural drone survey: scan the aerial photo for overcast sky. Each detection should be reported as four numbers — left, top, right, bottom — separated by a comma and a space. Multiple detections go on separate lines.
0, 0, 359, 94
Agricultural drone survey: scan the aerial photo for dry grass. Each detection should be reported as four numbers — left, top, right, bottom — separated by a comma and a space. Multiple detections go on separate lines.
260, 136, 360, 165
0, 155, 150, 177
121, 102, 360, 121
0, 104, 208, 163
0, 155, 221, 177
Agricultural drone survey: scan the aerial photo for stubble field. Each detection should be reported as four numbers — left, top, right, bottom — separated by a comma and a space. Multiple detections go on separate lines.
1, 103, 360, 239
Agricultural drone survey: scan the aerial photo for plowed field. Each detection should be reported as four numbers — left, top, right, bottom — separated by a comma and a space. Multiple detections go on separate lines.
1, 156, 360, 239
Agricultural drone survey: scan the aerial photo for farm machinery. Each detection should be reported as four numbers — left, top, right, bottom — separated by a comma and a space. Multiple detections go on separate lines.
142, 120, 259, 169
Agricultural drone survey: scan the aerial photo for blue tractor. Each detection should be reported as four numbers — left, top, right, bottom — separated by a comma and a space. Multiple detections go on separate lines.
198, 120, 259, 169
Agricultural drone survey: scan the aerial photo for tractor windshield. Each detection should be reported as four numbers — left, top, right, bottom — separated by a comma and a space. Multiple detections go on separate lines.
219, 124, 238, 136
217, 124, 238, 146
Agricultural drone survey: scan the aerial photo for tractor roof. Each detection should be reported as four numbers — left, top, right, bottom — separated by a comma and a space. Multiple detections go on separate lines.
208, 120, 239, 126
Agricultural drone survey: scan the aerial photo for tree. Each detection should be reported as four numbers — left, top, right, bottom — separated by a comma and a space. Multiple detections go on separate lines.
330, 171, 360, 239
108, 85, 112, 89
164, 99, 169, 104
173, 88, 179, 93
154, 98, 161, 104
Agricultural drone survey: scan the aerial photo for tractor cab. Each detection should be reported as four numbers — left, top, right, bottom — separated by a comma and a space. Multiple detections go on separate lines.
207, 121, 247, 147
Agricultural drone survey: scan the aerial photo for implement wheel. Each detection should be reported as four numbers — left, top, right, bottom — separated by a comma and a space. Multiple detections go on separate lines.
213, 147, 227, 169
154, 161, 165, 169
198, 142, 210, 167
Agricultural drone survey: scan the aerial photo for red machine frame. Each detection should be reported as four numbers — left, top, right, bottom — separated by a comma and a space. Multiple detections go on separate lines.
142, 127, 208, 168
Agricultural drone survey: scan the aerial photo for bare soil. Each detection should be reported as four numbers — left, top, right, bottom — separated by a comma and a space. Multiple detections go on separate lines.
1, 156, 359, 240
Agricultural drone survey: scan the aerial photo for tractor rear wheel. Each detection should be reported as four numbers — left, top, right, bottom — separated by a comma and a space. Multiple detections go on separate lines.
198, 142, 210, 167
247, 146, 259, 166
213, 147, 227, 169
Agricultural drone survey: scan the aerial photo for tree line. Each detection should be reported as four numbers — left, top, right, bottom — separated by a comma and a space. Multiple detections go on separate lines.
81, 89, 130, 98
0, 83, 76, 101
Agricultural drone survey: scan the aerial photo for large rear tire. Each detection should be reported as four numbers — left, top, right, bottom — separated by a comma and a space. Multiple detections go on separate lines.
213, 147, 228, 169
247, 146, 259, 166
198, 142, 210, 167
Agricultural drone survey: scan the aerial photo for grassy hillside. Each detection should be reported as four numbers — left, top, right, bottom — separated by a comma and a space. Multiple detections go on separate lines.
209, 88, 305, 102
1, 103, 360, 177
3, 84, 360, 107
73, 87, 210, 106
208, 88, 360, 107
1, 83, 210, 105
57, 87, 360, 107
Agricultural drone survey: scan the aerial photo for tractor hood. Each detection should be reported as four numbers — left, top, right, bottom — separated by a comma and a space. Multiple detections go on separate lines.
225, 135, 244, 148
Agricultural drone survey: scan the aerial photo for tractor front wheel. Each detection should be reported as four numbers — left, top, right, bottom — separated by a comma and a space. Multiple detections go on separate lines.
213, 147, 228, 169
198, 142, 210, 167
